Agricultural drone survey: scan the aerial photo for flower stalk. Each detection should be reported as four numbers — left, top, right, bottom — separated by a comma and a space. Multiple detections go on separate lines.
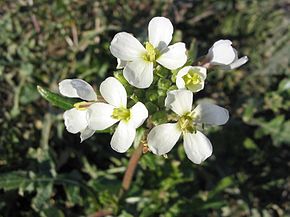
120, 141, 144, 195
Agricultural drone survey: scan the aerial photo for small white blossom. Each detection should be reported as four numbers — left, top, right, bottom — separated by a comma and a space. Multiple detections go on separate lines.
147, 90, 229, 164
87, 77, 148, 153
110, 17, 187, 88
176, 66, 207, 93
59, 79, 97, 142
206, 39, 248, 69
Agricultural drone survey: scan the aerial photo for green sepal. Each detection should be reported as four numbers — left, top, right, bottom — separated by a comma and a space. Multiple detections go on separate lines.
133, 127, 145, 149
95, 128, 113, 134
155, 65, 169, 78
113, 70, 128, 86
37, 86, 77, 110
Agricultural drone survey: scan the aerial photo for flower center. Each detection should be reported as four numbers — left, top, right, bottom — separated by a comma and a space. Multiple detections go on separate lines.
182, 69, 202, 90
74, 101, 93, 110
177, 112, 196, 133
112, 107, 131, 122
143, 42, 160, 62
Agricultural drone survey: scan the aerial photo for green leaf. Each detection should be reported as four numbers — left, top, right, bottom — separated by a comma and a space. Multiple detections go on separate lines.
208, 176, 234, 198
0, 171, 30, 191
187, 38, 198, 64
243, 138, 258, 150
37, 86, 76, 110
64, 185, 82, 206
140, 154, 156, 171
200, 200, 226, 210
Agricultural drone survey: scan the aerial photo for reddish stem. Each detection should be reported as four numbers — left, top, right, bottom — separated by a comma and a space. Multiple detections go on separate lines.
120, 142, 144, 194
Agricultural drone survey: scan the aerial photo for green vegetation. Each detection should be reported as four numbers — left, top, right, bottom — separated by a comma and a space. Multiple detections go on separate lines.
0, 0, 289, 216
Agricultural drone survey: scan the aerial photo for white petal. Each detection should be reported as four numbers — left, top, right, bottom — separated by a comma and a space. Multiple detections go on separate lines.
110, 32, 146, 61
100, 77, 127, 107
189, 82, 204, 93
193, 66, 206, 79
183, 131, 213, 164
80, 127, 95, 142
123, 59, 154, 88
128, 102, 148, 128
165, 90, 193, 116
232, 48, 239, 61
59, 79, 97, 101
116, 58, 128, 69
176, 66, 207, 92
193, 103, 229, 126
63, 108, 88, 134
176, 66, 192, 89
207, 39, 236, 65
110, 121, 136, 153
223, 56, 248, 70
157, 42, 187, 70
148, 17, 173, 51
87, 103, 118, 130
147, 123, 181, 155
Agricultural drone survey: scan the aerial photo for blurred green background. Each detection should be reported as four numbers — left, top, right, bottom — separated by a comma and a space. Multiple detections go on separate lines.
0, 0, 290, 216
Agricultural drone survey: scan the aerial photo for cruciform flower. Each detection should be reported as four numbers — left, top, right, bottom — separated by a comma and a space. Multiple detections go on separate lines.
176, 66, 207, 93
147, 90, 229, 164
87, 77, 148, 153
206, 39, 248, 70
110, 16, 187, 88
59, 79, 98, 142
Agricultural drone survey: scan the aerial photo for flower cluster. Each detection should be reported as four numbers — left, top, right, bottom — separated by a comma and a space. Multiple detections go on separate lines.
59, 17, 248, 164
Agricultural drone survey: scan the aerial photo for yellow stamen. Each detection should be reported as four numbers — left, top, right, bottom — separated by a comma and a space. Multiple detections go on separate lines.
112, 107, 131, 122
177, 111, 197, 133
143, 42, 160, 62
74, 102, 93, 111
182, 69, 203, 91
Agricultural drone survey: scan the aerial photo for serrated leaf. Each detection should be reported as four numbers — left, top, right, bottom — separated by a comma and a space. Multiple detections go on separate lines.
0, 171, 30, 191
37, 85, 76, 110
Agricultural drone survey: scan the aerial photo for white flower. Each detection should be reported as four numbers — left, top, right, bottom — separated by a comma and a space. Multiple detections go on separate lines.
110, 17, 187, 88
176, 66, 207, 93
116, 58, 127, 69
59, 79, 98, 142
87, 77, 148, 153
147, 90, 229, 164
206, 39, 248, 69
